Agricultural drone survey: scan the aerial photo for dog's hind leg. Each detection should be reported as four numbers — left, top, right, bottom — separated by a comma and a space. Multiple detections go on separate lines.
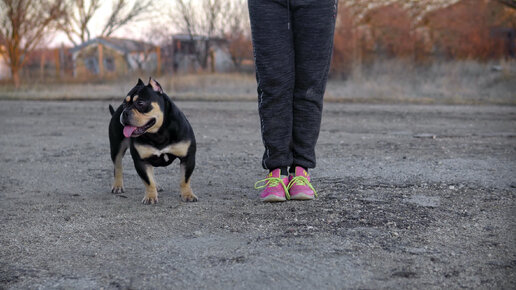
111, 138, 129, 194
179, 154, 197, 202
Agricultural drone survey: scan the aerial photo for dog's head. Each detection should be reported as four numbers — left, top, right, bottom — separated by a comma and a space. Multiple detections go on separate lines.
120, 78, 165, 138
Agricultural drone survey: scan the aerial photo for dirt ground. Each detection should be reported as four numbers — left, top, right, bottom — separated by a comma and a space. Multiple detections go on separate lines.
0, 100, 515, 289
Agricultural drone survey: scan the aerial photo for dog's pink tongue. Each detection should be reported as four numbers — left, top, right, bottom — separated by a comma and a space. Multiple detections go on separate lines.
123, 126, 137, 138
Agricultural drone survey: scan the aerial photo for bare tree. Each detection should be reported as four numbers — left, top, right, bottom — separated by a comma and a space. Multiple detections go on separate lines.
58, 0, 151, 46
0, 0, 66, 87
170, 0, 224, 70
58, 0, 100, 46
220, 0, 252, 71
101, 0, 151, 38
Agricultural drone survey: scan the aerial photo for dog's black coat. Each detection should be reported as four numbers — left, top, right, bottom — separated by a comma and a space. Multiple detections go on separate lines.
108, 78, 196, 203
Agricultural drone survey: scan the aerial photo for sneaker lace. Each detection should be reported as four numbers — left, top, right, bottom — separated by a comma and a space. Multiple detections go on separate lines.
287, 176, 318, 197
254, 177, 290, 199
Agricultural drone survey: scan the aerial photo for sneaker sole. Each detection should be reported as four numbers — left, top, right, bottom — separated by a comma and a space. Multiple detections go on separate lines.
261, 195, 286, 202
290, 193, 315, 200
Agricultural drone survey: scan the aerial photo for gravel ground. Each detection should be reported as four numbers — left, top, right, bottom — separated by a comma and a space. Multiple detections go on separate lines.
0, 100, 515, 289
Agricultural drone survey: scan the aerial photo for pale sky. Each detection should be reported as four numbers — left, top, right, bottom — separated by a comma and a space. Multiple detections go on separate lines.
49, 0, 178, 47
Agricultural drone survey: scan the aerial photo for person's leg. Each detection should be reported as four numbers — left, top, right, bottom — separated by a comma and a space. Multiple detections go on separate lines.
248, 0, 295, 171
290, 0, 338, 170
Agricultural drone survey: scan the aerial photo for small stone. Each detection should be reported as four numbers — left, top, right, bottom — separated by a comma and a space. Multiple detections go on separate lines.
413, 133, 436, 139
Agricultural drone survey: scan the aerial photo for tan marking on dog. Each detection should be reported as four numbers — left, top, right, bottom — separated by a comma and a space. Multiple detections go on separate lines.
129, 109, 150, 126
134, 144, 157, 159
142, 165, 158, 204
133, 95, 138, 102
134, 140, 191, 159
128, 102, 163, 134
146, 102, 163, 133
168, 140, 191, 157
125, 96, 130, 102
180, 163, 197, 202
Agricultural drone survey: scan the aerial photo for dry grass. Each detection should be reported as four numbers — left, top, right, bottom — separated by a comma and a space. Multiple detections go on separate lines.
0, 73, 257, 101
0, 60, 514, 105
161, 73, 257, 101
325, 60, 516, 105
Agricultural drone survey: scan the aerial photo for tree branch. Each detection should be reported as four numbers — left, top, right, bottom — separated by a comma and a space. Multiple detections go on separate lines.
101, 0, 151, 37
497, 0, 516, 9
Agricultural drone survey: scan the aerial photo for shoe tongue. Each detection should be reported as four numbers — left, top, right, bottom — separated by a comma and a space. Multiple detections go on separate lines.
296, 167, 308, 178
269, 169, 282, 178
123, 125, 137, 138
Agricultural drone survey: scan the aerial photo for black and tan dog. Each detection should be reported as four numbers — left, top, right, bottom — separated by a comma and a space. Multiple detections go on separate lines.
108, 78, 197, 204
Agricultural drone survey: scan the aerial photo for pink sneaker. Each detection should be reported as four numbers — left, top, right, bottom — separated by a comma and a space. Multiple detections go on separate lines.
254, 169, 290, 202
288, 167, 317, 200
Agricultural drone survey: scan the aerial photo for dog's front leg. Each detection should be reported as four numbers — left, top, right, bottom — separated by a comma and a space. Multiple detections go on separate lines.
142, 166, 158, 204
111, 154, 125, 194
179, 155, 198, 202
132, 151, 158, 204
110, 135, 129, 194
138, 163, 158, 204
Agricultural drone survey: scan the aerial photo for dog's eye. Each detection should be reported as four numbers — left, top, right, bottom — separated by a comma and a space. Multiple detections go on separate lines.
136, 100, 145, 107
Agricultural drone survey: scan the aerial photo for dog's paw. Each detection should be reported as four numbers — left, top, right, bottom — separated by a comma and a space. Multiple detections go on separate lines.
111, 185, 125, 194
180, 191, 198, 202
142, 195, 158, 205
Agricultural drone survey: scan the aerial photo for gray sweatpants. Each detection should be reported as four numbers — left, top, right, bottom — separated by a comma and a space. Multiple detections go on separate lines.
248, 0, 338, 170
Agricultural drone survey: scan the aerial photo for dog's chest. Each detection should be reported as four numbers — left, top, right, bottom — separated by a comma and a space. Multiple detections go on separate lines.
134, 141, 191, 166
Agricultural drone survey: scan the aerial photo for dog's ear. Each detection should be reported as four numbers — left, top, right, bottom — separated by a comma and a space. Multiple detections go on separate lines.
148, 77, 163, 94
137, 78, 145, 86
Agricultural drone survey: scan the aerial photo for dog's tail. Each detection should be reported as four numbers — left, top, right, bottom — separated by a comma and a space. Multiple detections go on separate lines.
109, 105, 115, 116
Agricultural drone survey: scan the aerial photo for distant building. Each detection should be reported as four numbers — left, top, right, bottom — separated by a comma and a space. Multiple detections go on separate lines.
161, 34, 233, 73
20, 46, 73, 79
70, 37, 159, 77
